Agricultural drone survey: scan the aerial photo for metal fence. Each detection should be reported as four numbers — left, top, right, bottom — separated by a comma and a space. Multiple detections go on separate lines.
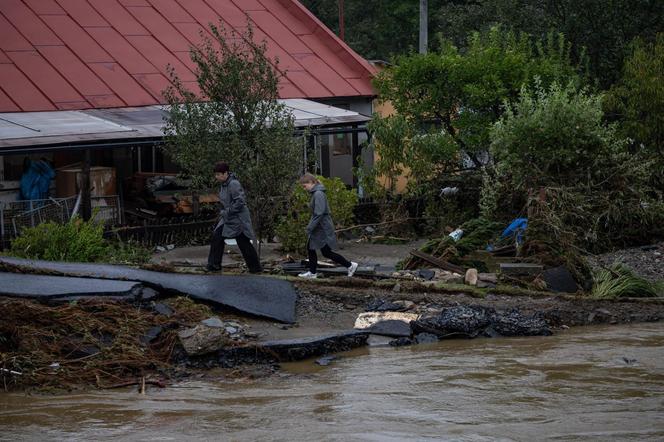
0, 195, 122, 249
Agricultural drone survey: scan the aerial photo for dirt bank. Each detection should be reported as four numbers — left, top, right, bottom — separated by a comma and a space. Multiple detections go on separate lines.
2, 274, 663, 393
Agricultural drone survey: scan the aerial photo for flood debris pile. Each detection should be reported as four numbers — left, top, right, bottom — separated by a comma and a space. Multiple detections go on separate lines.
0, 296, 247, 392
355, 300, 551, 347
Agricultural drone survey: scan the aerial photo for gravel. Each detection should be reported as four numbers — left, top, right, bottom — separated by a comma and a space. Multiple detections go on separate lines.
588, 242, 664, 282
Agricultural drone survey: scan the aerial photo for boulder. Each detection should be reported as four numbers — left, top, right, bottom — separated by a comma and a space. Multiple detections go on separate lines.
464, 268, 479, 286
178, 320, 231, 356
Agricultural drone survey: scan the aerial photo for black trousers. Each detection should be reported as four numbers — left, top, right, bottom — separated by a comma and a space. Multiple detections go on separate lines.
208, 228, 262, 273
308, 242, 351, 273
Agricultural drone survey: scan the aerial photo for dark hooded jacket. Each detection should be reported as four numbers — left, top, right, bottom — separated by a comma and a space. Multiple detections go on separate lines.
215, 173, 256, 239
306, 183, 338, 250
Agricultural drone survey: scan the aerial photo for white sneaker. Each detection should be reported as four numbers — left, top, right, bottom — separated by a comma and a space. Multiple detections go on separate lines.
347, 262, 359, 277
298, 271, 318, 279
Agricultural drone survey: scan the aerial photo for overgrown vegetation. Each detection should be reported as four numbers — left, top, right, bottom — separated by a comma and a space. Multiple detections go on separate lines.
275, 176, 358, 253
489, 81, 664, 254
163, 21, 301, 243
9, 217, 149, 264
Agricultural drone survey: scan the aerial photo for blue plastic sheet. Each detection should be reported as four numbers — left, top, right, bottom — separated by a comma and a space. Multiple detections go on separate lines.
19, 160, 55, 200
500, 217, 528, 244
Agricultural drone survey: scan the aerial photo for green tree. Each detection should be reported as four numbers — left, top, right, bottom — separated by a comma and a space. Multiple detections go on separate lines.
163, 23, 302, 244
605, 34, 664, 187
369, 27, 584, 192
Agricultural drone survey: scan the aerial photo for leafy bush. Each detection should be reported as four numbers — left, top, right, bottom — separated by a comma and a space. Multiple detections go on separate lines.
11, 217, 109, 262
591, 264, 663, 299
10, 217, 149, 264
275, 176, 358, 253
488, 81, 664, 255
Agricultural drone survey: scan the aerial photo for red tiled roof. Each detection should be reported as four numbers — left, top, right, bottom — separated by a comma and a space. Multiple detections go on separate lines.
0, 0, 376, 112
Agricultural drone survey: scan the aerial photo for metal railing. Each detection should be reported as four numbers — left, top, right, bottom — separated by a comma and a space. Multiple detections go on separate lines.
0, 195, 123, 248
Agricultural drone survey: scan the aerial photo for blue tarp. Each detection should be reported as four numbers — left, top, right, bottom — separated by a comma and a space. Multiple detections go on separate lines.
19, 160, 55, 201
500, 217, 528, 243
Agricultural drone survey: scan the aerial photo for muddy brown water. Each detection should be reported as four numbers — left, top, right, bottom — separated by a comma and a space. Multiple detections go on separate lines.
1, 322, 663, 441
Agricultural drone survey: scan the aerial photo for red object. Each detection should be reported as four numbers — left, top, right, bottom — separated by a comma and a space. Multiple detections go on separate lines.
0, 0, 376, 112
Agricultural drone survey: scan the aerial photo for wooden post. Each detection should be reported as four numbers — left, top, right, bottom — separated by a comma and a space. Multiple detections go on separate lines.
81, 149, 92, 221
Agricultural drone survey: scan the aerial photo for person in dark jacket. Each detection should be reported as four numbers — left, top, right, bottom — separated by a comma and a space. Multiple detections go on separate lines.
207, 161, 262, 273
298, 173, 358, 279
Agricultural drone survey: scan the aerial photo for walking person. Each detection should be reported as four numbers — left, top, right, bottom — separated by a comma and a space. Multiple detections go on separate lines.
298, 173, 358, 279
207, 161, 262, 273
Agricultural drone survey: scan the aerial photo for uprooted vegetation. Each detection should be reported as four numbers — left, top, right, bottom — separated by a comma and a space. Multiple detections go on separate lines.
0, 297, 212, 391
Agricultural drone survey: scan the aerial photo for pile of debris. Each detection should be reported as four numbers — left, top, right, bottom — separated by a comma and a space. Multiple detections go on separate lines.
0, 296, 237, 391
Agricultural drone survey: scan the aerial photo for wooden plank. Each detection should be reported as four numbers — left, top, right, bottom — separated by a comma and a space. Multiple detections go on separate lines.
408, 249, 466, 274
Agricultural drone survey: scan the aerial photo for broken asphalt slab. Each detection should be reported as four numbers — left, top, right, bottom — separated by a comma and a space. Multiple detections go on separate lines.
0, 272, 142, 301
0, 257, 297, 323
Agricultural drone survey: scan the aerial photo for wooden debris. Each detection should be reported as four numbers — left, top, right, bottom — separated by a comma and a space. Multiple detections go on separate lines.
408, 250, 466, 274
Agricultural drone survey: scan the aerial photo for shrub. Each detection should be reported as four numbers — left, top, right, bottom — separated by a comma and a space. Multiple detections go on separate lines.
488, 81, 664, 254
591, 264, 663, 299
11, 217, 109, 262
275, 176, 358, 253
9, 217, 149, 264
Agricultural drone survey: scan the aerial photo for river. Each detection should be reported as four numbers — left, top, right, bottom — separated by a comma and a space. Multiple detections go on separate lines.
1, 322, 663, 441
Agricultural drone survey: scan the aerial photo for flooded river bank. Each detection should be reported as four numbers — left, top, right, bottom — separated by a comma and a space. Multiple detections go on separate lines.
2, 322, 663, 441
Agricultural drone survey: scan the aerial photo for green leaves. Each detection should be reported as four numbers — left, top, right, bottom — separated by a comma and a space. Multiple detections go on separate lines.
275, 176, 358, 253
162, 21, 301, 242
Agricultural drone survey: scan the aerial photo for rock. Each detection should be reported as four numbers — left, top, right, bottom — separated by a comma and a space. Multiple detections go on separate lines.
153, 303, 174, 317
225, 326, 238, 335
201, 317, 225, 328
415, 333, 439, 344
418, 269, 435, 281
393, 300, 416, 311
389, 337, 413, 347
140, 326, 163, 344
476, 280, 497, 289
166, 244, 175, 251
367, 320, 413, 338
315, 355, 338, 366
392, 283, 401, 293
478, 273, 498, 284
354, 311, 419, 330
178, 322, 230, 356
542, 266, 578, 293
156, 246, 166, 252
464, 268, 479, 286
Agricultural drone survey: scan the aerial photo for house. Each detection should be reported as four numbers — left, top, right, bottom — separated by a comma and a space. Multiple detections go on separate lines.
0, 0, 377, 214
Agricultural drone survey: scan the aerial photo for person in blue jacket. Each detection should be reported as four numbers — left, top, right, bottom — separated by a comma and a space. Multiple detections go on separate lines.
206, 161, 262, 273
298, 173, 358, 279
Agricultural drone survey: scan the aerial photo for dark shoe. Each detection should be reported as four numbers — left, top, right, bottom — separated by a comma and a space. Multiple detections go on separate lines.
205, 265, 221, 272
248, 267, 264, 274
